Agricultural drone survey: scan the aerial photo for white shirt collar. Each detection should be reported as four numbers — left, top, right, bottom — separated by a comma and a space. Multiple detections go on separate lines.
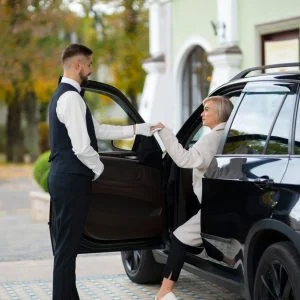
61, 77, 81, 93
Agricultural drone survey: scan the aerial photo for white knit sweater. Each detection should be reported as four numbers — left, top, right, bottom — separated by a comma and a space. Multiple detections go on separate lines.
158, 122, 226, 203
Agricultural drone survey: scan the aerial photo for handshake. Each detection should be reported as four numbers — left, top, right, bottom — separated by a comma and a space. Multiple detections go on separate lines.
134, 122, 165, 137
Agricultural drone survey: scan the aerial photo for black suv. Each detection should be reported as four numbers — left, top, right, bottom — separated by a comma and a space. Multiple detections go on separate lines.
49, 63, 300, 300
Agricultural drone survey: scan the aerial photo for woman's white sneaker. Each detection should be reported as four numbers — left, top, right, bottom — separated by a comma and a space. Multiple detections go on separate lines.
155, 291, 177, 300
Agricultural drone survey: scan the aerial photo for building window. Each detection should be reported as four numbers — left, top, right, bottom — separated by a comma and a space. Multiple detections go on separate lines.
261, 29, 300, 71
182, 46, 213, 123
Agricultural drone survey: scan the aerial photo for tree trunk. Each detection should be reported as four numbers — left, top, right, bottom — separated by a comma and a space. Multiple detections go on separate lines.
23, 91, 39, 161
6, 95, 24, 163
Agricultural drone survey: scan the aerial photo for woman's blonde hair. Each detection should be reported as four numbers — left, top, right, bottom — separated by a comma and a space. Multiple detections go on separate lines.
203, 96, 233, 123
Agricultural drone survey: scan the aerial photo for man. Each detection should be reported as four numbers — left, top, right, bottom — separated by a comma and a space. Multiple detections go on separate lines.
48, 43, 152, 299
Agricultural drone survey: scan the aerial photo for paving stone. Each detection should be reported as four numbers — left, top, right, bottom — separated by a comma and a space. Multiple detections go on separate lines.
0, 273, 241, 300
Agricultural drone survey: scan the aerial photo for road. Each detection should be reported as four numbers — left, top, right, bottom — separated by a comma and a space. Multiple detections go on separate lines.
0, 164, 243, 299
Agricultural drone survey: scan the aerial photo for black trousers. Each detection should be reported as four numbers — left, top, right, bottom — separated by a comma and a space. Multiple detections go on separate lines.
48, 171, 91, 300
163, 235, 225, 282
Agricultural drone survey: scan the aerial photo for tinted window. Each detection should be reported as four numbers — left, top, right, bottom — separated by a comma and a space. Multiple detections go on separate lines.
223, 84, 295, 155
265, 95, 294, 154
294, 103, 300, 155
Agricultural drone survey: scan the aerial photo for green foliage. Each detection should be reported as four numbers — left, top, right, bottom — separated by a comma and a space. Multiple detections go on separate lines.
0, 1, 79, 162
0, 1, 71, 101
0, 0, 149, 161
76, 0, 149, 108
33, 150, 50, 192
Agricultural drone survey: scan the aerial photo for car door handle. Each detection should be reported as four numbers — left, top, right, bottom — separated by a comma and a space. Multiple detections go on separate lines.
124, 155, 138, 160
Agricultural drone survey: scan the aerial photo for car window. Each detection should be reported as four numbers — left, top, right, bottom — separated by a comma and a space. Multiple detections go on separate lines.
84, 90, 135, 151
223, 84, 295, 155
294, 103, 300, 155
265, 94, 294, 154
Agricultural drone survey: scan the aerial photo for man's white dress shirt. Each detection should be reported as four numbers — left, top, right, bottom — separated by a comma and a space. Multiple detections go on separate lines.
57, 77, 134, 180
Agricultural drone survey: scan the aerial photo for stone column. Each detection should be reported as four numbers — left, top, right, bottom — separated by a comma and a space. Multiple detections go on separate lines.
208, 0, 243, 92
149, 2, 165, 56
139, 1, 173, 126
216, 0, 238, 46
208, 46, 242, 92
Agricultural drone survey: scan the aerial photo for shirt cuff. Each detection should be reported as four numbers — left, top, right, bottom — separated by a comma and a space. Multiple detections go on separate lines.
92, 161, 104, 181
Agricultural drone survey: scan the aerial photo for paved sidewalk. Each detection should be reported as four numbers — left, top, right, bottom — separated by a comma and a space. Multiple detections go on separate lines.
0, 213, 52, 262
0, 255, 242, 300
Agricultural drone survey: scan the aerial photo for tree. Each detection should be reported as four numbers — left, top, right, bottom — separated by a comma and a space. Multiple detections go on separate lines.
109, 0, 149, 109
74, 0, 149, 109
0, 0, 149, 162
0, 0, 77, 162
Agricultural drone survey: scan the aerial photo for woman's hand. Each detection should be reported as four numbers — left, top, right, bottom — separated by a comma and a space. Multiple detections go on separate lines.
150, 122, 165, 133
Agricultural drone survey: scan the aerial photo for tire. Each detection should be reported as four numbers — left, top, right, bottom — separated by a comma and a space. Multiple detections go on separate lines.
121, 250, 164, 284
253, 241, 300, 300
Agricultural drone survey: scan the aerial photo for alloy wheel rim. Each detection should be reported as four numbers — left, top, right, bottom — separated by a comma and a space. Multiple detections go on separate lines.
123, 250, 141, 274
259, 261, 294, 300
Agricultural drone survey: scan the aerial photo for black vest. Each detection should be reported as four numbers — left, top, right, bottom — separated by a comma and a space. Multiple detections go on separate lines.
49, 83, 98, 178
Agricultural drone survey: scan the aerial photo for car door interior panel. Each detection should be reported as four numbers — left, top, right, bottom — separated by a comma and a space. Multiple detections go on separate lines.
84, 156, 165, 240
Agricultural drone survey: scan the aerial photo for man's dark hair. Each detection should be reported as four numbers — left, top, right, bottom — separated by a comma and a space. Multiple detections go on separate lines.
61, 44, 93, 63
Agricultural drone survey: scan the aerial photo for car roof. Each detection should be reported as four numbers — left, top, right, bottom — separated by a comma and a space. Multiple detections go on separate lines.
231, 62, 300, 81
210, 67, 300, 96
229, 72, 300, 85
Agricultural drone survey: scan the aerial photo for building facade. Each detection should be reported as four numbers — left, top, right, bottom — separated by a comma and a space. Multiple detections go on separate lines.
139, 0, 300, 131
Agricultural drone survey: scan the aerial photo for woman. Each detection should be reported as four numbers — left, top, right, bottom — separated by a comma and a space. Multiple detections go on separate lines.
151, 96, 234, 300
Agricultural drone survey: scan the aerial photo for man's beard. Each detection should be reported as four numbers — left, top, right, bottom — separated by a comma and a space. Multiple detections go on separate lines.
79, 70, 90, 85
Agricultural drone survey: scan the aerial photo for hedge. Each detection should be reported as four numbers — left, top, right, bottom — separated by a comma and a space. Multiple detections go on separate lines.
33, 150, 50, 192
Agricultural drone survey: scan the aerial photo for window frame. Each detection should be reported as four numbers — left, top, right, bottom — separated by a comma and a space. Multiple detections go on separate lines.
261, 28, 300, 67
82, 80, 145, 153
291, 84, 300, 156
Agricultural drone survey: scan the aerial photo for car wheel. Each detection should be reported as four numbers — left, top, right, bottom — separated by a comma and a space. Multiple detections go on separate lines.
121, 250, 164, 284
253, 241, 300, 300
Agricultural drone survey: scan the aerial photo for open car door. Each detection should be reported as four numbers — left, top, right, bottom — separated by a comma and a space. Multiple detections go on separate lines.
49, 80, 166, 254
